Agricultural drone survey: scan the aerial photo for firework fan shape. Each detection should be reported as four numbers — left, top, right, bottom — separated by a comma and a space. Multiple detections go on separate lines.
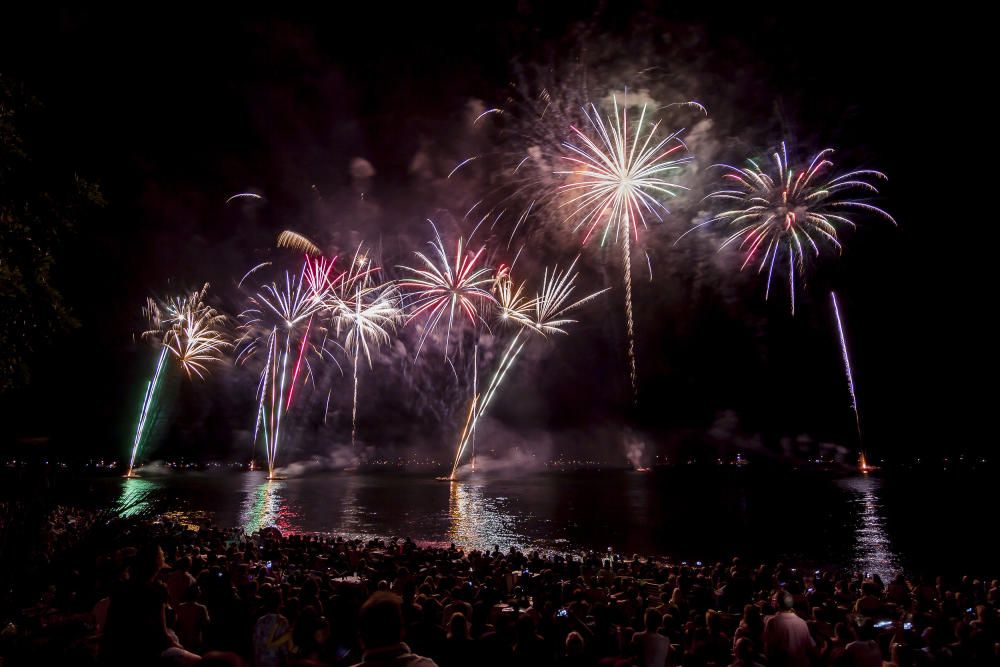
398, 222, 497, 358
695, 142, 896, 314
154, 286, 230, 379
129, 284, 228, 475
492, 265, 534, 329
449, 258, 608, 478
237, 257, 338, 477
143, 284, 229, 379
529, 257, 609, 335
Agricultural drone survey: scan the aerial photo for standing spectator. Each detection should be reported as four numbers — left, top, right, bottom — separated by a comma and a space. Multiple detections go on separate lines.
763, 591, 815, 667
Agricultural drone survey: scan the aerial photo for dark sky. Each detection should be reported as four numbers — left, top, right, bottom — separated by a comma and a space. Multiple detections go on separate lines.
0, 4, 992, 464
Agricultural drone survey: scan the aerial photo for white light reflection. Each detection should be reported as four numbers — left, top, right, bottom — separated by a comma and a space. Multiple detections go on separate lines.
839, 475, 900, 580
447, 481, 527, 551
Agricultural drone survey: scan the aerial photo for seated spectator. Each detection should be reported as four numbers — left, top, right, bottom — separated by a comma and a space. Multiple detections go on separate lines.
254, 587, 291, 667
175, 583, 211, 653
560, 630, 592, 667
844, 619, 882, 667
102, 543, 190, 666
730, 637, 764, 667
436, 612, 475, 667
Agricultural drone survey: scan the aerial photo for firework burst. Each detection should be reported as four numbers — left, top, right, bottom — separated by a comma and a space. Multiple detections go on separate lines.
691, 142, 895, 314
557, 96, 691, 398
398, 222, 496, 358
158, 286, 230, 380
328, 246, 403, 447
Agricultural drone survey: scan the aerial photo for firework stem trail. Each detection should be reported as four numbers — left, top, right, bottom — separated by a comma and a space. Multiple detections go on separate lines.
622, 229, 637, 401
450, 394, 480, 480
270, 333, 291, 478
251, 329, 276, 462
286, 315, 313, 410
450, 332, 525, 477
831, 291, 863, 446
128, 346, 169, 475
471, 343, 478, 471
351, 345, 359, 448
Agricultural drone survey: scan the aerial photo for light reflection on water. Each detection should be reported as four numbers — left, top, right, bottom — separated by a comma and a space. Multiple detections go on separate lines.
837, 475, 901, 580
116, 477, 157, 516
446, 480, 529, 551
239, 475, 296, 534
100, 470, 936, 572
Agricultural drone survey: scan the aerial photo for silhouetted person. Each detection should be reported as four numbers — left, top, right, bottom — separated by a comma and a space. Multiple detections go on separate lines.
512, 614, 549, 666
844, 619, 882, 666
167, 556, 197, 608
102, 544, 186, 665
352, 592, 437, 666
437, 612, 476, 667
175, 583, 211, 653
560, 631, 593, 667
632, 608, 670, 667
730, 637, 765, 667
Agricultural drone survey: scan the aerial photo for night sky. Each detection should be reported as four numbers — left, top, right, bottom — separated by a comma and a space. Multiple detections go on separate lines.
0, 4, 991, 464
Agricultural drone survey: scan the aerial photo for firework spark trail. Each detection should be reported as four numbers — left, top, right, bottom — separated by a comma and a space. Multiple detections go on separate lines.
831, 291, 863, 447
447, 157, 477, 179
557, 96, 690, 400
225, 192, 263, 204
127, 345, 168, 476
688, 142, 895, 313
449, 259, 607, 478
398, 222, 496, 358
277, 230, 321, 256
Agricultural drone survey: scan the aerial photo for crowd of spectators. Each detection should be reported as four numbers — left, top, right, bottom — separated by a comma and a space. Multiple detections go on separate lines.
2, 503, 998, 666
